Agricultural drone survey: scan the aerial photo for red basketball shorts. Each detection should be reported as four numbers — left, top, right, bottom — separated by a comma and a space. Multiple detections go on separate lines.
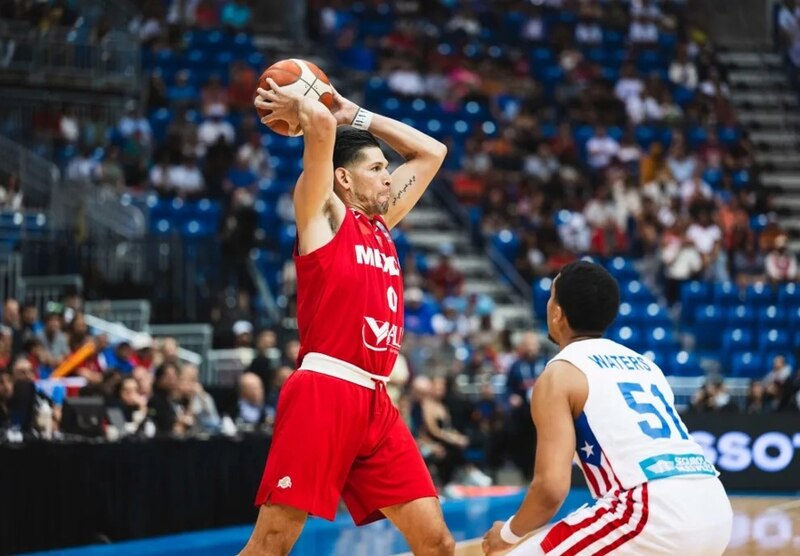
254, 368, 436, 525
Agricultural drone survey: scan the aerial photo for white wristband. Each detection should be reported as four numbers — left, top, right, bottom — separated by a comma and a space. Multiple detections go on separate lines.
351, 108, 374, 130
500, 516, 523, 545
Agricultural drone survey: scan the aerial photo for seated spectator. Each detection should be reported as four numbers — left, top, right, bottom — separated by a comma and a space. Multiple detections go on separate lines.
661, 220, 703, 305
687, 207, 727, 281
764, 355, 793, 405
179, 363, 220, 432
427, 244, 464, 298
420, 376, 469, 485
221, 0, 252, 32
148, 362, 193, 435
506, 331, 542, 408
198, 105, 236, 152
0, 171, 23, 210
111, 376, 148, 428
237, 131, 271, 176
201, 74, 229, 118
628, 11, 659, 46
745, 381, 769, 414
691, 378, 736, 412
765, 234, 798, 283
668, 44, 698, 90
614, 63, 644, 103
0, 368, 13, 430
575, 15, 603, 45
387, 59, 425, 98
99, 340, 135, 374
228, 61, 258, 113
37, 311, 69, 368
404, 287, 436, 336
586, 126, 620, 170
246, 330, 280, 398
236, 372, 268, 427
666, 141, 697, 183
732, 236, 766, 287
167, 70, 198, 106
170, 154, 206, 199
95, 146, 126, 191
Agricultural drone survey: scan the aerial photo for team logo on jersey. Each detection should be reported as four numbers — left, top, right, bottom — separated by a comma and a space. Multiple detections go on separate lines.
277, 476, 292, 489
362, 316, 403, 352
355, 245, 400, 276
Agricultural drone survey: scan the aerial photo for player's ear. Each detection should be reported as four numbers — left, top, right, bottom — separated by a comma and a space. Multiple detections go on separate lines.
334, 167, 351, 190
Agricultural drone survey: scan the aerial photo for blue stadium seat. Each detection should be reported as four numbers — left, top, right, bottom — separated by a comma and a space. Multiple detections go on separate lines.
727, 305, 755, 330
712, 282, 741, 306
641, 349, 667, 369
634, 125, 657, 149
643, 302, 672, 329
680, 281, 710, 324
744, 283, 776, 308
778, 283, 800, 309
150, 218, 175, 235
532, 278, 552, 318
606, 256, 638, 282
491, 230, 520, 263
694, 306, 725, 348
645, 326, 679, 352
703, 167, 722, 189
608, 325, 643, 350
721, 328, 754, 355
788, 306, 800, 330
758, 329, 791, 352
181, 219, 214, 238
668, 351, 703, 377
757, 305, 787, 329
622, 280, 654, 304
730, 352, 764, 379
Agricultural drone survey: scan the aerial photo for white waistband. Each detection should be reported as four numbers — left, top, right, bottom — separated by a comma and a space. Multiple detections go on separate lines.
298, 352, 389, 390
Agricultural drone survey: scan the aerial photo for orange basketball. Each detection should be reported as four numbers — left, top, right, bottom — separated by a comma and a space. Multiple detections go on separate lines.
256, 58, 334, 137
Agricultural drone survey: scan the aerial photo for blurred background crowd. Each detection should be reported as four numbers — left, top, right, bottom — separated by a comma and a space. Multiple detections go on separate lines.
1, 0, 800, 493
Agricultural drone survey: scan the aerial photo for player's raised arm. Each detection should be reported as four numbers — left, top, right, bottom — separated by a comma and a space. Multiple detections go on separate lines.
482, 361, 584, 555
329, 88, 447, 229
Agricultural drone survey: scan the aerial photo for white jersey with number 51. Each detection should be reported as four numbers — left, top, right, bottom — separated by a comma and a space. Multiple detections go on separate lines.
550, 338, 718, 498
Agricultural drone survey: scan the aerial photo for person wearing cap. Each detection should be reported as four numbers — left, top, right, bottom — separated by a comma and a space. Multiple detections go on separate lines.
404, 287, 436, 336
232, 320, 254, 348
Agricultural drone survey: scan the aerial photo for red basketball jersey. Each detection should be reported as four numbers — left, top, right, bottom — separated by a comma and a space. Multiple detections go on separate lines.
294, 208, 404, 377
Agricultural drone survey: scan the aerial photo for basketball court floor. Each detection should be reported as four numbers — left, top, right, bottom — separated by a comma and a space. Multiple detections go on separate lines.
25, 488, 799, 555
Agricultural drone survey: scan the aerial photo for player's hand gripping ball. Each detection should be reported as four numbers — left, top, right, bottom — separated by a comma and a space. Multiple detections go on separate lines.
254, 58, 333, 136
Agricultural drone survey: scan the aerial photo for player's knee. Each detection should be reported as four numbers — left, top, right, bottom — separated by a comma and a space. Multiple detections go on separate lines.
424, 528, 455, 555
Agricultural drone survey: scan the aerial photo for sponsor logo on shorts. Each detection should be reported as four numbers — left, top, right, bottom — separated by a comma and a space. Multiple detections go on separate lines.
362, 317, 403, 352
277, 476, 292, 489
640, 453, 716, 480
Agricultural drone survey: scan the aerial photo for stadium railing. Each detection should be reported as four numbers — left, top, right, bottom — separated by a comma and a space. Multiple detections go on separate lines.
84, 299, 152, 332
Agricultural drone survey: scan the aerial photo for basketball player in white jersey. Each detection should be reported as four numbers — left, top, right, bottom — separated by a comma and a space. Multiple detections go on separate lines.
482, 261, 732, 555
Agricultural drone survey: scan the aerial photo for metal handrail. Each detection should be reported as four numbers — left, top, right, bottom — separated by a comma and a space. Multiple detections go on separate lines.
0, 134, 59, 210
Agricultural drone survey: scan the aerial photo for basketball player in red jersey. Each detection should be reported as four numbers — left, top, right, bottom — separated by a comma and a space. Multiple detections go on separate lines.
240, 78, 452, 556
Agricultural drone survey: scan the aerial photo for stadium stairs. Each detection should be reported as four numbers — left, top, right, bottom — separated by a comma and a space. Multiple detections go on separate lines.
721, 46, 800, 252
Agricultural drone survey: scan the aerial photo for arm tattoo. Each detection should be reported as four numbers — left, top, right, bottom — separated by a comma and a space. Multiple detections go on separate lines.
391, 175, 416, 206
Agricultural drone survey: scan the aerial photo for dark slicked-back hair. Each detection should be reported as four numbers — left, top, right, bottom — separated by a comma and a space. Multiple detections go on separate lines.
554, 261, 620, 335
333, 127, 381, 170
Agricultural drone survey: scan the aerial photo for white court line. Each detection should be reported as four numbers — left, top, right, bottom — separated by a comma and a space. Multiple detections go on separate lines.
766, 498, 800, 512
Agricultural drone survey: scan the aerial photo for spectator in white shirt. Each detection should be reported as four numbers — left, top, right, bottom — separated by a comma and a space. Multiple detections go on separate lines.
679, 172, 713, 206
118, 103, 153, 147
614, 63, 644, 102
198, 105, 235, 152
66, 146, 99, 183
628, 12, 659, 45
522, 5, 545, 42
666, 141, 697, 183
575, 16, 603, 45
586, 126, 620, 170
387, 60, 425, 98
661, 221, 703, 304
668, 44, 698, 89
170, 155, 205, 199
686, 208, 728, 281
765, 234, 798, 282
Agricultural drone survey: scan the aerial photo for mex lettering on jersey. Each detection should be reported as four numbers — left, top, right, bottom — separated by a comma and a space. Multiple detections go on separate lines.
354, 244, 401, 276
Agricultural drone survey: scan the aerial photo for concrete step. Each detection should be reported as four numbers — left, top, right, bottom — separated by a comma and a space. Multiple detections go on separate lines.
777, 216, 800, 231
494, 304, 534, 328
403, 207, 456, 229
761, 174, 800, 190
462, 279, 510, 297
750, 130, 800, 147
790, 239, 800, 252
728, 70, 788, 86
731, 91, 798, 107
738, 112, 800, 127
718, 51, 782, 68
757, 152, 800, 169
426, 254, 493, 278
772, 197, 800, 210
406, 230, 469, 253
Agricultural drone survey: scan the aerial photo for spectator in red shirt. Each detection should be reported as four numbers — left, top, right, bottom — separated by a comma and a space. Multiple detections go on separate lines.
427, 245, 464, 299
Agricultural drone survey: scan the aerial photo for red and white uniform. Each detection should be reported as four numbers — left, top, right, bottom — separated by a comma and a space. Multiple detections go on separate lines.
255, 208, 435, 525
508, 339, 733, 555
